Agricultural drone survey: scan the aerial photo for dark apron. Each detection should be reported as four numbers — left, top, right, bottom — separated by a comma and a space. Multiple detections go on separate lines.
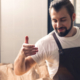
52, 32, 80, 80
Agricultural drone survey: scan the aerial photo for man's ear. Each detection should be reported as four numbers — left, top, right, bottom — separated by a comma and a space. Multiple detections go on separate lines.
72, 13, 76, 21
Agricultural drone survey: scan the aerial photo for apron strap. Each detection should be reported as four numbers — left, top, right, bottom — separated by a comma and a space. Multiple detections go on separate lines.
53, 32, 64, 54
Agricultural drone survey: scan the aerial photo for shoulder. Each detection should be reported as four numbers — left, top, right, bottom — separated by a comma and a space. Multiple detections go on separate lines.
75, 26, 80, 30
75, 26, 80, 35
35, 30, 55, 47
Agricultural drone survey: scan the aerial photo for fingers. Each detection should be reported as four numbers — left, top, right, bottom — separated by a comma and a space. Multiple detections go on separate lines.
25, 36, 28, 43
24, 50, 38, 56
22, 46, 38, 56
23, 43, 35, 48
24, 52, 37, 56
23, 46, 38, 52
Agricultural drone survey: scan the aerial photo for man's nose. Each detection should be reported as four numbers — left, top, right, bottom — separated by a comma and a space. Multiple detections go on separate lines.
57, 22, 62, 28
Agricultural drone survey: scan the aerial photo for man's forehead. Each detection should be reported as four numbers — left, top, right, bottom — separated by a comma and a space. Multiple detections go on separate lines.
50, 7, 68, 19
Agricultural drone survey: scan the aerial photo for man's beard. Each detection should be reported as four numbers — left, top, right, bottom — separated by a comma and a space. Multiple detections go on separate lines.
55, 20, 73, 37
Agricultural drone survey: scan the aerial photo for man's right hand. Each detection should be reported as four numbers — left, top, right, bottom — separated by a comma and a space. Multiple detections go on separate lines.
21, 36, 38, 57
22, 43, 38, 57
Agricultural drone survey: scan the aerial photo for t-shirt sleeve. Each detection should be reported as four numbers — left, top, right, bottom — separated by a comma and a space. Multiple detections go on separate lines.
31, 40, 47, 65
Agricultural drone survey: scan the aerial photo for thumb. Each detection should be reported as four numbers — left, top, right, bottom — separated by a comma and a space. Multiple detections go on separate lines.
25, 36, 28, 43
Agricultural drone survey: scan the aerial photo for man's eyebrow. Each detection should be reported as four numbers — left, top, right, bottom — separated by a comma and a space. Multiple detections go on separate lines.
60, 17, 66, 19
52, 18, 57, 20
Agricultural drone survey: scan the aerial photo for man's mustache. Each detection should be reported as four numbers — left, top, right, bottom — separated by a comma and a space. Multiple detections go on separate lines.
56, 27, 66, 30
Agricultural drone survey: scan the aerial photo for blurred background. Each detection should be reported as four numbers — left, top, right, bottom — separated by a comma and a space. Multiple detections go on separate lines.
0, 0, 80, 63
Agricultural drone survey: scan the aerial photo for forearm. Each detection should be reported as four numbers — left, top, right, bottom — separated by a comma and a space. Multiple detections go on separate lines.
14, 50, 26, 75
25, 56, 37, 72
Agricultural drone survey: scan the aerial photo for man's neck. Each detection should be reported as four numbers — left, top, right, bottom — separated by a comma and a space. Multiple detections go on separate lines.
65, 27, 77, 37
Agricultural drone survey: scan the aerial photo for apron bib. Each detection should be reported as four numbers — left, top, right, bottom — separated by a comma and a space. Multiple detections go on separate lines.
53, 32, 80, 80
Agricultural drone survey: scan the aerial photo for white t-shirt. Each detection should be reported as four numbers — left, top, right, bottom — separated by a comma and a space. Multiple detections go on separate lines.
31, 26, 80, 79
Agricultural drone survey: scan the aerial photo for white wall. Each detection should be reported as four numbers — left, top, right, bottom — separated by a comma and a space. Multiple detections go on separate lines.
0, 0, 1, 62
1, 0, 47, 63
70, 0, 74, 5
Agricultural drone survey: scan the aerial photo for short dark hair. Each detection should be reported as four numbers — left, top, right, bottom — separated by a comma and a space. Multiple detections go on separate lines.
49, 0, 75, 18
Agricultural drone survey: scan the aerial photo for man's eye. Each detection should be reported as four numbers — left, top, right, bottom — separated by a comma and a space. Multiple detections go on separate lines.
53, 20, 57, 22
61, 19, 66, 22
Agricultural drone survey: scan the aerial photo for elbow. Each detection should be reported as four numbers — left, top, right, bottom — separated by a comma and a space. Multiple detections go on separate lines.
14, 68, 24, 76
14, 64, 24, 75
14, 72, 23, 76
14, 67, 20, 75
14, 61, 24, 75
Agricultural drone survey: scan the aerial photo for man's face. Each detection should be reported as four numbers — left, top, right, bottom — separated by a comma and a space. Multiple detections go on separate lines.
50, 7, 73, 37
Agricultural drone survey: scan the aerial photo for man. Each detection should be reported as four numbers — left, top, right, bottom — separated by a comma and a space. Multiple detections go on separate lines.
14, 0, 80, 80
